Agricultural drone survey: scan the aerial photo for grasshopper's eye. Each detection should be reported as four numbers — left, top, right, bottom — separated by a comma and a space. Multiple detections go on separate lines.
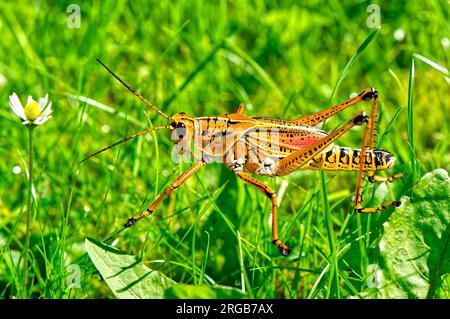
176, 122, 186, 139
170, 122, 188, 143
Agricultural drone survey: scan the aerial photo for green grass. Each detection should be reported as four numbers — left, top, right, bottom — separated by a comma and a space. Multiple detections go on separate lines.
0, 0, 448, 299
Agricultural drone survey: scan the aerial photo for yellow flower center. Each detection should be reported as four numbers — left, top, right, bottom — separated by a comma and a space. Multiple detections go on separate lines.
24, 101, 41, 121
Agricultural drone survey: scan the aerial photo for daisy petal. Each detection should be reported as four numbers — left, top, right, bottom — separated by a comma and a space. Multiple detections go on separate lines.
27, 96, 33, 105
38, 94, 49, 110
34, 118, 43, 125
35, 115, 52, 125
9, 93, 26, 120
42, 102, 53, 117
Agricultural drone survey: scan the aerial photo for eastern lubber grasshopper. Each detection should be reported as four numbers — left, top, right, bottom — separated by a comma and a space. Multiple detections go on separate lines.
81, 59, 403, 257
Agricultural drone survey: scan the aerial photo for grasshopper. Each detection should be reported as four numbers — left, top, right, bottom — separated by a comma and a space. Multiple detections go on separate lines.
81, 59, 403, 257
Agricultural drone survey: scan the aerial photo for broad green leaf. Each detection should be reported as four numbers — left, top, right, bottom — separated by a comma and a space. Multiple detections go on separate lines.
377, 169, 449, 298
164, 283, 245, 299
85, 238, 176, 299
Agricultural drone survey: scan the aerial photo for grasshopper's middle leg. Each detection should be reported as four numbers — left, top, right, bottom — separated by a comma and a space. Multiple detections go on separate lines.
235, 172, 291, 257
366, 171, 404, 183
124, 162, 206, 227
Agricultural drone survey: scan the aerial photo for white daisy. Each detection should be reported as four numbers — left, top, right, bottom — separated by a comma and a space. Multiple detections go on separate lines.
9, 92, 52, 125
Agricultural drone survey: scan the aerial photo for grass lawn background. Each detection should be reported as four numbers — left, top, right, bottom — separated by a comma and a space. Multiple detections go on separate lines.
0, 1, 448, 298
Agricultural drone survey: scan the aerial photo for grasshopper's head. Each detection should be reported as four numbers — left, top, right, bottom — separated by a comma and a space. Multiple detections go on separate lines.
169, 112, 195, 145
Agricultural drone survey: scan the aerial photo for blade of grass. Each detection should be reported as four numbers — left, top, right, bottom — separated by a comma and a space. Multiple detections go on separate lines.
329, 28, 380, 102
413, 53, 449, 76
198, 231, 210, 285
237, 230, 247, 295
407, 58, 417, 184
376, 105, 403, 148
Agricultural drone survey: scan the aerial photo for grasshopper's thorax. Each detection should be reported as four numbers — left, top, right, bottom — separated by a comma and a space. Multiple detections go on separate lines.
306, 145, 396, 171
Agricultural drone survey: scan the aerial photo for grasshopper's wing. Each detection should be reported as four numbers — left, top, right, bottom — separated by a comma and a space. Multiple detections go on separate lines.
243, 117, 331, 158
194, 113, 259, 157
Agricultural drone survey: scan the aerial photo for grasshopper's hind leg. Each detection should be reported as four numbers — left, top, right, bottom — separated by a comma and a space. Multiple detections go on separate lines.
353, 90, 402, 214
293, 87, 380, 157
279, 109, 402, 214
293, 88, 376, 128
235, 172, 291, 257
278, 111, 370, 176
124, 162, 206, 227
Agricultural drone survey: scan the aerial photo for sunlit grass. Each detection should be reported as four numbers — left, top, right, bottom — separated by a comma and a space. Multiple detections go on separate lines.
0, 0, 448, 298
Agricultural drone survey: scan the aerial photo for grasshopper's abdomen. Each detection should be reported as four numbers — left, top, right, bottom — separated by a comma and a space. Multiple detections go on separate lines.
306, 145, 396, 171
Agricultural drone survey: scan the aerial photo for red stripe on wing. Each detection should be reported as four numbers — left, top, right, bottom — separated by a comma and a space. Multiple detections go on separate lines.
287, 136, 322, 150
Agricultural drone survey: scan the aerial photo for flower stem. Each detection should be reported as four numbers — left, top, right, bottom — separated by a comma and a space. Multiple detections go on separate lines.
23, 125, 34, 298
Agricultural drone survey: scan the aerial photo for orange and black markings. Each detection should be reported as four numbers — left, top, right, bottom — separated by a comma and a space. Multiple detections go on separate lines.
82, 60, 403, 257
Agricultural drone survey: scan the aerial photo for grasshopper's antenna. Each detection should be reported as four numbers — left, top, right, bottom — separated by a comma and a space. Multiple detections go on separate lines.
79, 125, 170, 164
96, 59, 169, 119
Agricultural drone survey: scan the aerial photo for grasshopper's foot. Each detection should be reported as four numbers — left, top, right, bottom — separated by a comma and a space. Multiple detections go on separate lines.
354, 200, 401, 214
393, 201, 402, 207
273, 239, 291, 257
124, 218, 137, 228
124, 209, 153, 228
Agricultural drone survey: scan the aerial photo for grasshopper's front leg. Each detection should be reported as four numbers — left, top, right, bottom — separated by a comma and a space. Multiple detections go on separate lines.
124, 162, 206, 227
235, 172, 291, 257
